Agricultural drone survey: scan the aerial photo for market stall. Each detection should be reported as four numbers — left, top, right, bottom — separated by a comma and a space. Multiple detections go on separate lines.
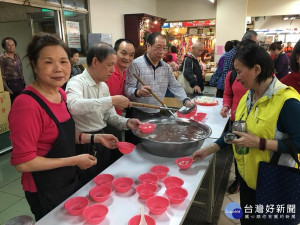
162, 20, 216, 62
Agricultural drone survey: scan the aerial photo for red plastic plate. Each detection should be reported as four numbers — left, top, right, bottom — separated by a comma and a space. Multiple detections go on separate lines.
194, 100, 218, 106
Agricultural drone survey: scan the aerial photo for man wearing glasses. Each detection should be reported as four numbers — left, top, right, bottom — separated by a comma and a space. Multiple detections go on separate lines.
179, 40, 205, 96
124, 32, 194, 144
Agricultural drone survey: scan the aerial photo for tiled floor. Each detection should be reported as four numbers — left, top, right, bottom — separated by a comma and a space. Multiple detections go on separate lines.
0, 152, 34, 225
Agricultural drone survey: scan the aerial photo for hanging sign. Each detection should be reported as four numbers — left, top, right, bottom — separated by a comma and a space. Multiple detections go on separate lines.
66, 21, 81, 50
182, 20, 216, 27
162, 23, 170, 28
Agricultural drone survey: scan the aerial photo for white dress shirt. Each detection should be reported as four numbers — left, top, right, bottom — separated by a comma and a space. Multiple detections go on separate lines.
66, 69, 129, 132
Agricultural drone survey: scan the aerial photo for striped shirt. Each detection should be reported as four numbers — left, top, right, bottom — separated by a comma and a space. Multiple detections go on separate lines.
124, 54, 187, 113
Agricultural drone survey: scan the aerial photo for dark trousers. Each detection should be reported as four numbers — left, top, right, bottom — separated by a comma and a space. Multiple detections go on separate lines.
76, 130, 122, 187
239, 173, 270, 225
216, 89, 224, 98
103, 124, 122, 142
125, 107, 160, 145
187, 92, 203, 99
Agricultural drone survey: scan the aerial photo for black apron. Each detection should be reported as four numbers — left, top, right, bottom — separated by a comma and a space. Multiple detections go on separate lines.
22, 90, 78, 219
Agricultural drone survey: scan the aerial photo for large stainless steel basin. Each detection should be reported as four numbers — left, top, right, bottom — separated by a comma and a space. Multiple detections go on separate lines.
132, 117, 212, 157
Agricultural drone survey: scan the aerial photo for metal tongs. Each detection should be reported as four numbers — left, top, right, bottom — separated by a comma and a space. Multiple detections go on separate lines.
131, 102, 179, 111
177, 105, 196, 114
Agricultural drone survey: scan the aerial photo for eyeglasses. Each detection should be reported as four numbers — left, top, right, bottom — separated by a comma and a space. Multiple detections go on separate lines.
152, 45, 168, 52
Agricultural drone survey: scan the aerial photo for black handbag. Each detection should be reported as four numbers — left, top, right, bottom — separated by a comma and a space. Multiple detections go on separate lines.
256, 140, 300, 225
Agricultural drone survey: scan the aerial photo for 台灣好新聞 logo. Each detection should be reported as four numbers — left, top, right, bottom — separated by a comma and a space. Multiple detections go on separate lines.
225, 202, 243, 219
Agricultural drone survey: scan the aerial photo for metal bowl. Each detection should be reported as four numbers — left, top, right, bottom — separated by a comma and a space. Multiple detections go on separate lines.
132, 117, 212, 158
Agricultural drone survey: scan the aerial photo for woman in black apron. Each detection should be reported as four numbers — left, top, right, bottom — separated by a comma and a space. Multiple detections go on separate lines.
9, 33, 118, 221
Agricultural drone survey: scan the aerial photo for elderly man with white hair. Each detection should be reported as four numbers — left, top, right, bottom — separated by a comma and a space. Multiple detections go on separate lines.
179, 40, 205, 96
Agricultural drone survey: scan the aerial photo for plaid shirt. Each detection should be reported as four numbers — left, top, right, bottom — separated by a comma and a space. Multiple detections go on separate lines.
124, 54, 187, 113
217, 48, 236, 91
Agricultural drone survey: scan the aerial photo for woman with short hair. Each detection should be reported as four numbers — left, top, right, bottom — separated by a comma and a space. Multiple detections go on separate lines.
0, 37, 25, 102
281, 39, 300, 93
193, 39, 300, 225
269, 41, 290, 80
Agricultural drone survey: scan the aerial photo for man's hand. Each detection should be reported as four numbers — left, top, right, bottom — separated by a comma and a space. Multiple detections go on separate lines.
137, 86, 152, 97
75, 154, 97, 170
194, 85, 202, 94
95, 134, 118, 149
111, 95, 132, 110
126, 118, 141, 130
184, 100, 196, 108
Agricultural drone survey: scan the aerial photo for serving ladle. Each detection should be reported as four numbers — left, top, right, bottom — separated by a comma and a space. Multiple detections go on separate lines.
131, 102, 195, 114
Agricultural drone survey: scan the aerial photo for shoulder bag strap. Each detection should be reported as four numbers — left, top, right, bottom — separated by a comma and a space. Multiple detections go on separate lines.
182, 58, 186, 73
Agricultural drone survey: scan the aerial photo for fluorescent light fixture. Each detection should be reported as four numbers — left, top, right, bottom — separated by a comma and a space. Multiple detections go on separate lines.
209, 0, 215, 3
283, 15, 299, 20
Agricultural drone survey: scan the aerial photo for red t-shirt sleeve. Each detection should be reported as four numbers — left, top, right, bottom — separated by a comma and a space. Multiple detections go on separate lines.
223, 70, 234, 108
9, 87, 70, 192
9, 95, 48, 165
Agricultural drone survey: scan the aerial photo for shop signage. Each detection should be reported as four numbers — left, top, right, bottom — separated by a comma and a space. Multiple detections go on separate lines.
162, 23, 170, 28
170, 22, 182, 28
66, 21, 81, 50
182, 20, 216, 27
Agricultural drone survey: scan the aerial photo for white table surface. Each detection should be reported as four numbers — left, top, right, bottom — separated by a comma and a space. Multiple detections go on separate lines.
37, 138, 216, 225
36, 96, 228, 225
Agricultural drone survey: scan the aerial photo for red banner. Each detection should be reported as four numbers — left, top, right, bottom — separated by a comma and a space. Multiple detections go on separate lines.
182, 20, 215, 27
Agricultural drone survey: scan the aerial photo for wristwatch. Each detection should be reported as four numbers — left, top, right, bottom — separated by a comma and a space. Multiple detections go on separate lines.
183, 97, 191, 106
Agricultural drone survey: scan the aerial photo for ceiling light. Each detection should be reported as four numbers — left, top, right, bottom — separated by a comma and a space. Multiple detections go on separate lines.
209, 0, 215, 3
